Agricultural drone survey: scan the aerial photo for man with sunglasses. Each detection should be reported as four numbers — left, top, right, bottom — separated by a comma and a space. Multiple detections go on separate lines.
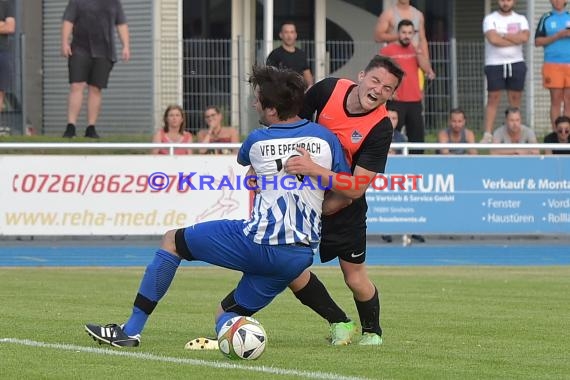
544, 115, 570, 154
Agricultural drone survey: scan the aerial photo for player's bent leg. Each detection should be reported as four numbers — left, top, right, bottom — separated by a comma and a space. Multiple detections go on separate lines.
290, 270, 355, 345
85, 229, 183, 347
339, 259, 383, 345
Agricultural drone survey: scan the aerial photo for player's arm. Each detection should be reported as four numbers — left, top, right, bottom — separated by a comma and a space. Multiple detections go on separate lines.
416, 50, 435, 80
286, 118, 392, 199
0, 17, 14, 34
504, 29, 529, 45
322, 192, 352, 216
418, 13, 430, 59
437, 129, 450, 155
374, 10, 397, 43
485, 29, 516, 46
302, 69, 314, 88
285, 150, 376, 199
465, 129, 478, 155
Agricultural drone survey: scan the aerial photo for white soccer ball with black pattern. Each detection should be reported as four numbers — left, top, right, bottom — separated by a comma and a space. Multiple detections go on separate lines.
217, 316, 267, 360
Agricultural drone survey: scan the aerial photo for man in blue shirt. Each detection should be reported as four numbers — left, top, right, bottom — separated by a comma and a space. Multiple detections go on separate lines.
84, 66, 349, 347
535, 0, 570, 130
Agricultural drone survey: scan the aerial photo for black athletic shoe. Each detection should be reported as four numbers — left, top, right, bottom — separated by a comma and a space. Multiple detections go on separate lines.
85, 125, 100, 138
381, 235, 393, 243
411, 234, 426, 243
62, 123, 76, 138
85, 323, 141, 347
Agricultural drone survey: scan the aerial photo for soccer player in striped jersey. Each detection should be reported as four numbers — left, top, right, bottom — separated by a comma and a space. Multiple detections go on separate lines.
84, 65, 350, 348
285, 55, 404, 346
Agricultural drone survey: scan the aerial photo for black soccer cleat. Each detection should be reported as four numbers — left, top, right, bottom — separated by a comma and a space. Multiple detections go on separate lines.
85, 323, 141, 347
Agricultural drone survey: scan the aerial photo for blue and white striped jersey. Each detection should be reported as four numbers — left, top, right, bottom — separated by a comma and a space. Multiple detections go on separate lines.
238, 119, 349, 248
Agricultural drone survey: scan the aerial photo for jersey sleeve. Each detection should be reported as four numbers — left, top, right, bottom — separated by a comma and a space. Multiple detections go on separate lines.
354, 117, 392, 174
299, 78, 337, 120
62, 0, 78, 22
328, 136, 350, 174
237, 133, 257, 166
535, 14, 548, 38
266, 50, 278, 67
116, 0, 127, 24
482, 14, 495, 33
520, 15, 529, 31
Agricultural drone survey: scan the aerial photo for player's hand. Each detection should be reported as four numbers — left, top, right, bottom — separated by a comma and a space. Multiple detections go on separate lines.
122, 46, 130, 62
61, 43, 72, 58
285, 147, 315, 176
245, 166, 260, 193
426, 70, 436, 80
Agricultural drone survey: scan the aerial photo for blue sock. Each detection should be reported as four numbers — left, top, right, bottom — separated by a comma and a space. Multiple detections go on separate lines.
123, 249, 181, 336
215, 311, 240, 335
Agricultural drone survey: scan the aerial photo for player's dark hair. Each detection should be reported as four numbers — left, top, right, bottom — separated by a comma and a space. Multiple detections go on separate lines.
280, 20, 296, 31
450, 107, 466, 119
249, 65, 306, 120
397, 19, 414, 31
504, 106, 521, 118
554, 115, 570, 126
364, 55, 405, 89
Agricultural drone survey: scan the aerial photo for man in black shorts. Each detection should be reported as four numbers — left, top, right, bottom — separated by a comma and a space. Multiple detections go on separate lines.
0, 0, 15, 114
266, 21, 313, 87
61, 0, 130, 138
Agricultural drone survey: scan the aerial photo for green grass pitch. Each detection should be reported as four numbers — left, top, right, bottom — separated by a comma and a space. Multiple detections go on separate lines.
1, 266, 569, 379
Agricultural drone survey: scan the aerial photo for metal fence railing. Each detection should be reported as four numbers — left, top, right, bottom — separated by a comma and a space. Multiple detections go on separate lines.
181, 39, 531, 137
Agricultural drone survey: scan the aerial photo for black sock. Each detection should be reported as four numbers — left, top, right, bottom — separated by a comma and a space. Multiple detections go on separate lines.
293, 272, 350, 324
355, 287, 382, 335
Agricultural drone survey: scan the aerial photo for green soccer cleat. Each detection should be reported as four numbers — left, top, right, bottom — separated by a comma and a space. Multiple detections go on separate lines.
330, 320, 357, 346
358, 332, 383, 346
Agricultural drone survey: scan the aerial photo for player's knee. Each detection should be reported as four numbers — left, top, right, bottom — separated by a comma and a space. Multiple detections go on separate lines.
70, 82, 86, 92
221, 290, 257, 316
161, 229, 180, 257
343, 268, 369, 290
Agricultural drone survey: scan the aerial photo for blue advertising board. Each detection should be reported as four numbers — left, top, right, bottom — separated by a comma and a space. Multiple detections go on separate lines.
365, 156, 570, 234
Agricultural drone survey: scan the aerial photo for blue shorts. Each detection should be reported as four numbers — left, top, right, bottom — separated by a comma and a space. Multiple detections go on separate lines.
177, 219, 313, 312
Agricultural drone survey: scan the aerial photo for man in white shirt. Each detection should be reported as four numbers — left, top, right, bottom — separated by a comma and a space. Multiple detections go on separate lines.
481, 0, 529, 143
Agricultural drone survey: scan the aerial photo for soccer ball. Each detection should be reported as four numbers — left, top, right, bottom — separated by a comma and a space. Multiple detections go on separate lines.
217, 316, 267, 360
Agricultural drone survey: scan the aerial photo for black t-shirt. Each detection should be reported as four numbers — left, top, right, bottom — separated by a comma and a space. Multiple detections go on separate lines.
266, 46, 310, 75
544, 132, 570, 154
302, 78, 393, 235
0, 0, 14, 52
63, 0, 127, 62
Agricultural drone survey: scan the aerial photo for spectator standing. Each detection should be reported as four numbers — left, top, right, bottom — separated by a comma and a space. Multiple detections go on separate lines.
266, 21, 313, 87
481, 0, 529, 143
61, 0, 130, 138
151, 105, 193, 155
544, 115, 570, 154
535, 0, 570, 131
374, 0, 429, 60
0, 0, 15, 113
437, 108, 478, 155
196, 106, 239, 154
381, 19, 435, 154
490, 106, 538, 155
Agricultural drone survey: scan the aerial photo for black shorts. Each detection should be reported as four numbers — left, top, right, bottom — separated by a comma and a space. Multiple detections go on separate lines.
68, 54, 114, 89
485, 61, 526, 92
319, 221, 367, 264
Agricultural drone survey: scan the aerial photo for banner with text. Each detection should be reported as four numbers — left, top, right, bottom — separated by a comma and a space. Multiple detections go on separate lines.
0, 156, 251, 235
366, 156, 570, 234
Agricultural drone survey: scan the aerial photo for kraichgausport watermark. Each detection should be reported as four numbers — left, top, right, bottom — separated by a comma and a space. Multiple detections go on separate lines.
147, 172, 423, 191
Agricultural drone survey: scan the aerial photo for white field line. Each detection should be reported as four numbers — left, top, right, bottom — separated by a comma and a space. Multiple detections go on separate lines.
0, 338, 372, 380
